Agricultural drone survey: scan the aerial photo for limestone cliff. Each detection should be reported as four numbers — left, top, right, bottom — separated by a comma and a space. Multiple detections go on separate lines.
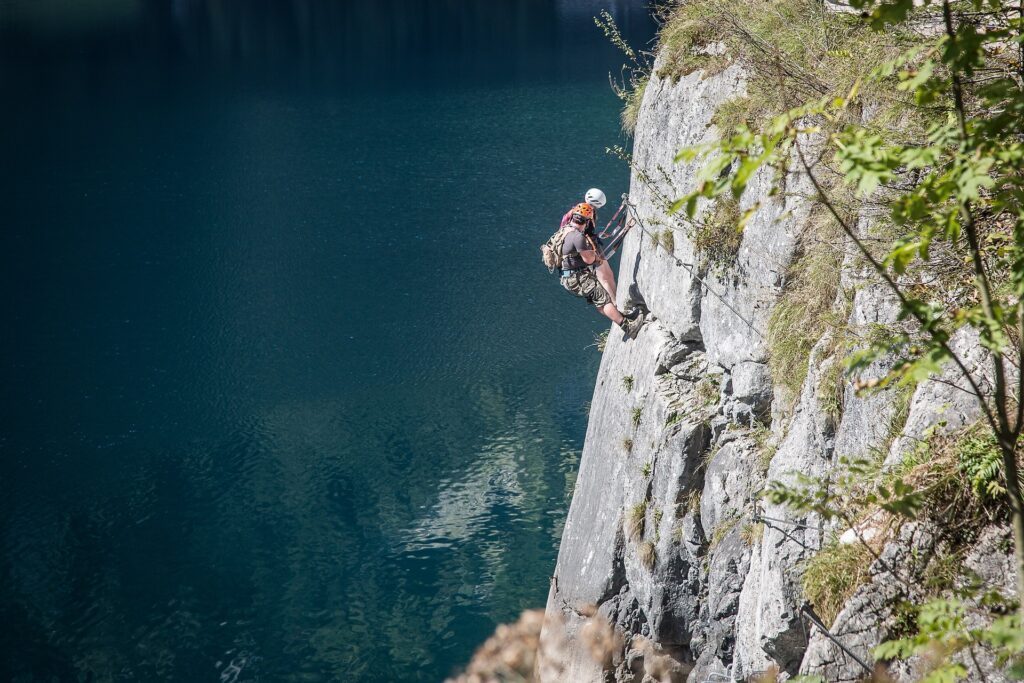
539, 28, 1015, 683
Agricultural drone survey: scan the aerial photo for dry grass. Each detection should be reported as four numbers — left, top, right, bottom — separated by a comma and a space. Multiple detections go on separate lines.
446, 609, 544, 682
621, 76, 648, 135
687, 490, 702, 516
639, 541, 657, 570
695, 376, 720, 407
692, 196, 743, 270
816, 335, 849, 426
740, 521, 764, 546
656, 229, 676, 254
767, 211, 845, 403
801, 538, 873, 626
626, 501, 647, 541
709, 515, 740, 549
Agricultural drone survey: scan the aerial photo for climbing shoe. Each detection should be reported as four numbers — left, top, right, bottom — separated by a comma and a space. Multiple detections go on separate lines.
619, 309, 646, 339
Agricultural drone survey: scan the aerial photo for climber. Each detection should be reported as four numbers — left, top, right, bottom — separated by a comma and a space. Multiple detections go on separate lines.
559, 202, 645, 339
560, 188, 619, 303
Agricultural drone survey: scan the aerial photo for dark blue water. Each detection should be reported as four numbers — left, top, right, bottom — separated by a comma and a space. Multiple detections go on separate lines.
0, 2, 655, 680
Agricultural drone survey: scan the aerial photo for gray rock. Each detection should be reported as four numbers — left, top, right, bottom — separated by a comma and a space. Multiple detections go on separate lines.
620, 55, 749, 343
730, 361, 772, 417
689, 528, 750, 682
734, 335, 838, 676
833, 280, 903, 459
888, 326, 993, 466
699, 438, 763, 538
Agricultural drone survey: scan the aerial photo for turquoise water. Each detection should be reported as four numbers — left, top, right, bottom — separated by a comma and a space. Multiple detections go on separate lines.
0, 2, 655, 680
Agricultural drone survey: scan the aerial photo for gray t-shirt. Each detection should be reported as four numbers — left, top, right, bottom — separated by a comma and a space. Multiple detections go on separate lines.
561, 229, 601, 270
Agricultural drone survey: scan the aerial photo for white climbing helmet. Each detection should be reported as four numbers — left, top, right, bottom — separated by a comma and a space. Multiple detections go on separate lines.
585, 187, 607, 209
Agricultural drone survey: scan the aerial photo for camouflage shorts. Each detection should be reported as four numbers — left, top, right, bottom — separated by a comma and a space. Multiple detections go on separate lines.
561, 268, 611, 309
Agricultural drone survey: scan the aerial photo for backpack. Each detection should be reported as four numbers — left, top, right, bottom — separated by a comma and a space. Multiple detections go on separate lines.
541, 226, 574, 273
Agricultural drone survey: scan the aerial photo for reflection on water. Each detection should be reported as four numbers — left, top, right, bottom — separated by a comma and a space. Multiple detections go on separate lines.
0, 0, 654, 680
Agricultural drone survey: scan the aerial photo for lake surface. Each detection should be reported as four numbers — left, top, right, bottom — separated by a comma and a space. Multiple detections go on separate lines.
0, 1, 655, 680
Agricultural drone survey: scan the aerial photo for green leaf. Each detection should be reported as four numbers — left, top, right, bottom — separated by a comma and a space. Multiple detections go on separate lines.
956, 157, 995, 202
920, 664, 969, 683
897, 59, 935, 93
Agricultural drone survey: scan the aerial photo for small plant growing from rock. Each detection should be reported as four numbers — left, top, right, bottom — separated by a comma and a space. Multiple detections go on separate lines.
752, 421, 777, 474
622, 437, 634, 454
631, 406, 643, 429
709, 515, 739, 550
626, 501, 647, 541
817, 336, 849, 426
639, 541, 657, 570
657, 229, 675, 254
622, 375, 634, 392
739, 521, 764, 547
695, 377, 719, 407
641, 461, 652, 478
687, 490, 702, 515
665, 411, 684, 427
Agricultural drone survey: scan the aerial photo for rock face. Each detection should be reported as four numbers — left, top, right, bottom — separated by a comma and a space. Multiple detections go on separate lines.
539, 27, 1016, 683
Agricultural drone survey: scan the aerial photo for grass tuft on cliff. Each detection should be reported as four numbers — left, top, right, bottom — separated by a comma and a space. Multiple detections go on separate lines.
626, 501, 647, 541
767, 210, 846, 405
639, 541, 657, 570
692, 196, 742, 271
801, 538, 873, 626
